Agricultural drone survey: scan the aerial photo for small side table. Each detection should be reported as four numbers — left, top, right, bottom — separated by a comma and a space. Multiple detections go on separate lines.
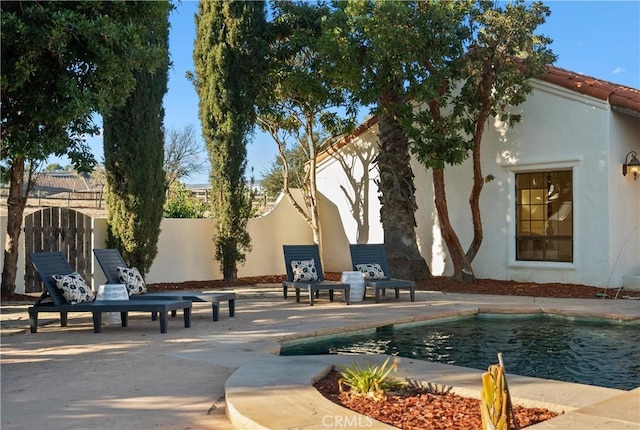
341, 271, 365, 302
96, 284, 129, 325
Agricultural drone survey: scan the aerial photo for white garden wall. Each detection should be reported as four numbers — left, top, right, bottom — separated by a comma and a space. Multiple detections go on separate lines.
115, 190, 313, 285
2, 190, 314, 294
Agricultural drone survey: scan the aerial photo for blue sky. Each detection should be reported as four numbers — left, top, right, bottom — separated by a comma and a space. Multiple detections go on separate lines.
51, 0, 640, 184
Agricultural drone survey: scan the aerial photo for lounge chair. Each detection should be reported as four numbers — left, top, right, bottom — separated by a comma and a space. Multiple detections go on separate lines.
349, 244, 416, 303
93, 248, 236, 321
282, 244, 350, 305
28, 251, 192, 333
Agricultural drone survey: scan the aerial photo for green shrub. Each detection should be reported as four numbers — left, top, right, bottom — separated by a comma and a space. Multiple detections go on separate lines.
338, 357, 406, 401
163, 182, 208, 218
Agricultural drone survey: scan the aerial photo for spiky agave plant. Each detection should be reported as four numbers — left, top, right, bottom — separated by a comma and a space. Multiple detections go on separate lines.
338, 357, 406, 401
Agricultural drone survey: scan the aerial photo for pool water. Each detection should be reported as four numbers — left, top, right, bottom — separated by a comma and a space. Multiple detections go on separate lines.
280, 314, 640, 391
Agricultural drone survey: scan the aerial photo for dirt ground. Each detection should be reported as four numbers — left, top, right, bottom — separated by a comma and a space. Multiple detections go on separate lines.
4, 274, 638, 303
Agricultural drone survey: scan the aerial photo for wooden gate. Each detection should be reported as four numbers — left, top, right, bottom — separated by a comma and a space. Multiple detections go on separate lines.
24, 208, 93, 293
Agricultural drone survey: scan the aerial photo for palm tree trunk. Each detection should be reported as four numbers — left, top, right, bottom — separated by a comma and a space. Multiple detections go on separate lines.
377, 93, 430, 281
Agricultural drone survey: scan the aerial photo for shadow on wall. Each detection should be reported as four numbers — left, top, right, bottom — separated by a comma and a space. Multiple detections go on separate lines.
318, 192, 352, 273
245, 190, 315, 278
330, 141, 377, 245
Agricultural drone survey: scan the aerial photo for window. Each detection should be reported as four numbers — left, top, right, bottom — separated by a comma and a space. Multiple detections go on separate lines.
515, 170, 573, 262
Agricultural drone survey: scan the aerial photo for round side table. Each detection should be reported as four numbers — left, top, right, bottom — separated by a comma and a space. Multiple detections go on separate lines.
96, 284, 128, 325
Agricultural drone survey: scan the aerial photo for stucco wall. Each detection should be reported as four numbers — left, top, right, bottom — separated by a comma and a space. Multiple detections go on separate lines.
114, 190, 314, 284
243, 190, 315, 277
2, 189, 314, 294
607, 111, 640, 282
315, 129, 384, 273
316, 79, 640, 287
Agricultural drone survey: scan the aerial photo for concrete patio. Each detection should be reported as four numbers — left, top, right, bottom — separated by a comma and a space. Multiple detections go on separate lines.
2, 285, 639, 430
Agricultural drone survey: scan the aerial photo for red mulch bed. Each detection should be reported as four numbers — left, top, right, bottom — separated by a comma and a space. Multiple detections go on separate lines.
314, 369, 558, 430
3, 274, 637, 303
147, 274, 640, 299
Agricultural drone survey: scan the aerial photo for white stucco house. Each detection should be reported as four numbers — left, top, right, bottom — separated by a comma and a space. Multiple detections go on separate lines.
314, 66, 640, 289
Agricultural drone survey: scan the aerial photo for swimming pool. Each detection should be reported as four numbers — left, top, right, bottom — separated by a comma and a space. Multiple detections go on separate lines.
280, 314, 640, 391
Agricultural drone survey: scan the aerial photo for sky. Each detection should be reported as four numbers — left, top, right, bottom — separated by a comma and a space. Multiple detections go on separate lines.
49, 0, 640, 184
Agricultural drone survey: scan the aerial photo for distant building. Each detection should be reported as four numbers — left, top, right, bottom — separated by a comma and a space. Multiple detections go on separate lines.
28, 171, 102, 196
0, 171, 105, 215
186, 179, 265, 203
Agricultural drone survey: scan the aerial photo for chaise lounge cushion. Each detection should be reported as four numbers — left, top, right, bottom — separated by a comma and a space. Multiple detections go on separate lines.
52, 272, 95, 304
291, 259, 318, 282
356, 263, 386, 280
117, 266, 147, 296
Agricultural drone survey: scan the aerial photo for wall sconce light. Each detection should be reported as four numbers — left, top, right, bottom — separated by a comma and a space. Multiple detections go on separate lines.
623, 151, 640, 180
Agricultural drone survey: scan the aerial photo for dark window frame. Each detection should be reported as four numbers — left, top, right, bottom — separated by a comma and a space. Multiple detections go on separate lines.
515, 170, 573, 262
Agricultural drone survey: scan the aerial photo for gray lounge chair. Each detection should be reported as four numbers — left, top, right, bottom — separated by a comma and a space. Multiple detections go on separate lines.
28, 251, 191, 333
282, 244, 350, 305
349, 244, 416, 303
93, 248, 236, 321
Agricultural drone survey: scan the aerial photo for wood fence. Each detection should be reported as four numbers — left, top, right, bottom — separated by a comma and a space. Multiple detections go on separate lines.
23, 208, 93, 293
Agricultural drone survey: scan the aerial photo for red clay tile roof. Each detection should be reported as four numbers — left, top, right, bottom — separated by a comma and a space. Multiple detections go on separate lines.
318, 115, 379, 164
543, 65, 640, 114
318, 66, 640, 163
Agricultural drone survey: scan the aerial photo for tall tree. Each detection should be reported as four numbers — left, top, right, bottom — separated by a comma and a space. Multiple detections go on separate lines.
103, 1, 171, 275
325, 1, 431, 281
257, 1, 356, 249
260, 145, 307, 201
191, 0, 267, 281
164, 125, 207, 190
408, 0, 555, 281
1, 1, 169, 295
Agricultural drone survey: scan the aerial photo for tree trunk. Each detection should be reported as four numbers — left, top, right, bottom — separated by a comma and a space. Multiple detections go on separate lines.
308, 155, 322, 253
433, 168, 475, 282
223, 240, 238, 282
377, 100, 431, 281
466, 104, 490, 264
1, 158, 28, 296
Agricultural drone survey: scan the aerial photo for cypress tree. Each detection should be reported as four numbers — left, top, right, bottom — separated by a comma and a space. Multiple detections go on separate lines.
192, 0, 267, 281
103, 1, 171, 274
0, 1, 170, 295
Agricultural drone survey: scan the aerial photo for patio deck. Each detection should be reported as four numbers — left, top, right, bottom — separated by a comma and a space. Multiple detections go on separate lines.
2, 285, 639, 429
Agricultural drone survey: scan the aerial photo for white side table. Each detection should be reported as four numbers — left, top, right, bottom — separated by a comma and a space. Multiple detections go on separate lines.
341, 271, 365, 302
96, 284, 128, 325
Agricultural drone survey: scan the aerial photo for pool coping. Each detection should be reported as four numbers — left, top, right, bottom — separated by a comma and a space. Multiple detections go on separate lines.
226, 306, 640, 429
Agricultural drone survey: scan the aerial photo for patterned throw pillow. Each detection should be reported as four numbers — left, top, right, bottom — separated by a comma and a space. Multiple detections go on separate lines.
291, 259, 318, 282
117, 266, 147, 296
356, 263, 386, 280
52, 272, 96, 304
